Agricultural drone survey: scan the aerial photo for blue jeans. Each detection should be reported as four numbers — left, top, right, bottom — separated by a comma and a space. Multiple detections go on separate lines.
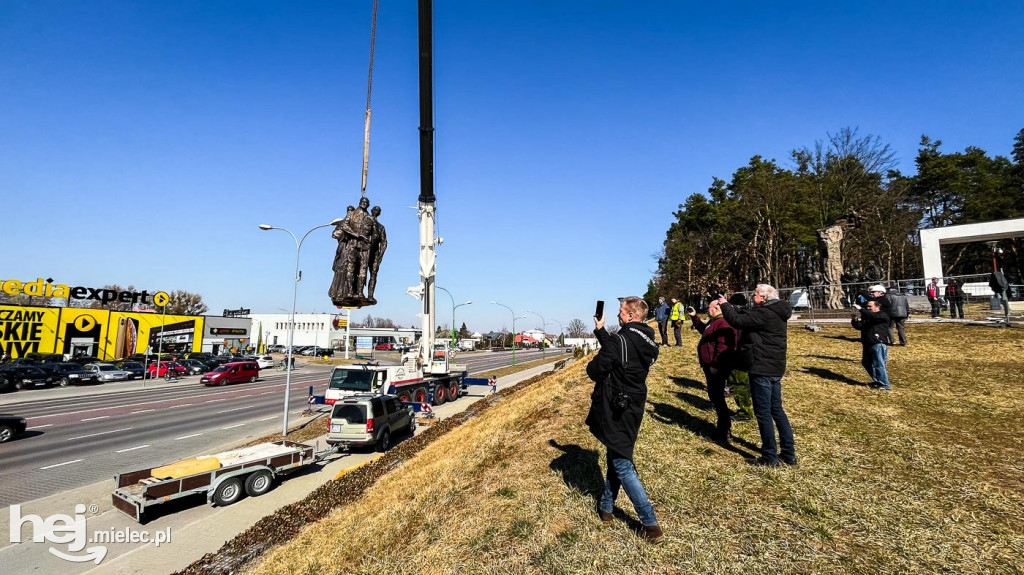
862, 343, 890, 388
599, 450, 657, 527
749, 375, 796, 464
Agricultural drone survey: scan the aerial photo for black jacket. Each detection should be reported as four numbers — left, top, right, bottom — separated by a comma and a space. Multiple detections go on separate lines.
852, 308, 893, 345
885, 292, 910, 319
585, 322, 659, 460
720, 298, 793, 377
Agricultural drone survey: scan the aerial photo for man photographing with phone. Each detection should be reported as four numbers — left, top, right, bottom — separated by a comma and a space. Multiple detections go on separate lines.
585, 296, 664, 543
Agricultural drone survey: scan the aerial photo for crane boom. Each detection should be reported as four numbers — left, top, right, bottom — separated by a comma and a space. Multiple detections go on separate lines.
416, 0, 437, 367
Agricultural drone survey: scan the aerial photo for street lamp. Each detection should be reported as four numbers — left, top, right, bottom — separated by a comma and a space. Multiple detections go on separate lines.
492, 301, 525, 365
259, 218, 343, 436
436, 286, 471, 347
526, 310, 547, 358
547, 319, 564, 347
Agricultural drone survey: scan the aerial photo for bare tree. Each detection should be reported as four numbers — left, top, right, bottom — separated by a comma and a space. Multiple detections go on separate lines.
567, 318, 588, 338
165, 290, 208, 315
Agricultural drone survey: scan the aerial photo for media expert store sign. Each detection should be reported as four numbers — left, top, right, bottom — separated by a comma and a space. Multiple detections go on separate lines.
0, 277, 197, 360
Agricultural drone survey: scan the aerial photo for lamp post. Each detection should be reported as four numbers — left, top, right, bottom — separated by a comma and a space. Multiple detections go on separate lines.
526, 310, 547, 358
547, 319, 564, 347
492, 302, 524, 365
436, 286, 471, 347
259, 218, 343, 436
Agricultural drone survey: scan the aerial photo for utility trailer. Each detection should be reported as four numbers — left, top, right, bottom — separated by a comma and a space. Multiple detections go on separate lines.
112, 440, 322, 522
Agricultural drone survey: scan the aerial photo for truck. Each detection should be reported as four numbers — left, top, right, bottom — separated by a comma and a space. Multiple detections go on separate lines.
111, 441, 318, 523
325, 342, 467, 406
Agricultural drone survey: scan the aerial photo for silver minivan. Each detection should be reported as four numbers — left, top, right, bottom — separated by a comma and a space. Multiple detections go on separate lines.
83, 363, 130, 382
326, 394, 414, 451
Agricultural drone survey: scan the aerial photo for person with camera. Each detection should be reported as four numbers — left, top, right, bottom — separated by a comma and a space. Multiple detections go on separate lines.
585, 296, 664, 543
852, 299, 893, 390
717, 284, 797, 467
688, 299, 739, 442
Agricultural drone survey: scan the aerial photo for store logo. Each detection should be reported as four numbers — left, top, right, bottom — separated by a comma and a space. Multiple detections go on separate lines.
9, 504, 107, 563
0, 277, 154, 305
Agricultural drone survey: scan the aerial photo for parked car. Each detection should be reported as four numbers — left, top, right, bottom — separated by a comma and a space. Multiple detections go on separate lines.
24, 353, 65, 363
184, 352, 212, 362
178, 359, 208, 375
165, 361, 187, 375
302, 347, 334, 356
68, 355, 102, 366
200, 361, 260, 386
115, 361, 146, 380
0, 366, 56, 389
0, 415, 28, 443
37, 362, 100, 386
326, 394, 414, 452
1, 371, 23, 392
374, 343, 394, 351
254, 355, 275, 369
83, 363, 130, 382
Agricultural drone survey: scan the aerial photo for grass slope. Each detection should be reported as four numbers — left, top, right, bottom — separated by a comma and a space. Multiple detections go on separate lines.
243, 323, 1022, 575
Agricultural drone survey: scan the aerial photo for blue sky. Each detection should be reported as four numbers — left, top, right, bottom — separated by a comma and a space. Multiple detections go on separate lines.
3, 1, 1022, 334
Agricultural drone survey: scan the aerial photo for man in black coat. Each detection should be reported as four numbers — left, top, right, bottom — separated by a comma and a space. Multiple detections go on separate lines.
717, 284, 797, 467
586, 297, 664, 543
851, 299, 893, 390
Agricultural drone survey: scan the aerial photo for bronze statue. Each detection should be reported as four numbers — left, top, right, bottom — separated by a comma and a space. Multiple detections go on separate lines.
329, 197, 386, 308
366, 205, 387, 302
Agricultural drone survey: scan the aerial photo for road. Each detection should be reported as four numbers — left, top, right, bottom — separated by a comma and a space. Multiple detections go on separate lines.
0, 348, 565, 507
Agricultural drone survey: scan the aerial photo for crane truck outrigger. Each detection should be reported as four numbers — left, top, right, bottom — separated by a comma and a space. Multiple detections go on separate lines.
325, 0, 466, 407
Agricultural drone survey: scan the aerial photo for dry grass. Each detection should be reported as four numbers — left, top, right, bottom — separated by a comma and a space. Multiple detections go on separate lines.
225, 324, 1023, 575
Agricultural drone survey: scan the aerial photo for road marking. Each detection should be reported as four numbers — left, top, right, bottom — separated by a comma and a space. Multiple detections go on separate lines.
206, 398, 227, 403
31, 424, 53, 429
41, 459, 83, 470
131, 409, 155, 414
115, 444, 150, 453
68, 428, 132, 441
221, 423, 245, 430
257, 416, 276, 421
215, 405, 256, 414
80, 416, 110, 422
175, 433, 204, 440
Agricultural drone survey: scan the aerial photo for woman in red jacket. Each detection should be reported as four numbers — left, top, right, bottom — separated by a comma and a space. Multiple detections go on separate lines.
689, 299, 739, 442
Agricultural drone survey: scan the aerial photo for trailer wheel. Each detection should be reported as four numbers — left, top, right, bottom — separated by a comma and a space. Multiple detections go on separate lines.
213, 478, 244, 506
432, 384, 447, 406
412, 388, 427, 404
244, 470, 274, 497
376, 429, 391, 452
448, 380, 459, 400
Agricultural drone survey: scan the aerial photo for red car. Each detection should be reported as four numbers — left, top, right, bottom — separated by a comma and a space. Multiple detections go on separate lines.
146, 361, 185, 379
374, 343, 394, 350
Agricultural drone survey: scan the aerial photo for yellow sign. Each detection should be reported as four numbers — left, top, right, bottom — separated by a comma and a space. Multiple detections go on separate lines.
74, 315, 97, 332
153, 291, 170, 307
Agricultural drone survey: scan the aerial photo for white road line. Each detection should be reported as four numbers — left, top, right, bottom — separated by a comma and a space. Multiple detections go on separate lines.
175, 433, 204, 440
115, 444, 151, 453
68, 428, 132, 441
221, 423, 245, 430
80, 416, 110, 422
41, 459, 83, 470
215, 405, 257, 414
31, 424, 53, 429
257, 416, 277, 421
205, 398, 227, 403
131, 409, 155, 414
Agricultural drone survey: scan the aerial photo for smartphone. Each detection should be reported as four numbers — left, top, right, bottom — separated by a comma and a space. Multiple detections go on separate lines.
595, 300, 605, 321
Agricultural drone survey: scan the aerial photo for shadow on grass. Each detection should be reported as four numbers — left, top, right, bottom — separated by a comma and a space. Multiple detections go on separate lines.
670, 376, 705, 389
675, 390, 713, 411
803, 366, 867, 386
823, 335, 860, 342
548, 439, 604, 499
807, 355, 855, 362
649, 402, 757, 459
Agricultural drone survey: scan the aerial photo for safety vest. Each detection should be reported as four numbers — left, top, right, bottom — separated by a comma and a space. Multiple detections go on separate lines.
670, 302, 683, 321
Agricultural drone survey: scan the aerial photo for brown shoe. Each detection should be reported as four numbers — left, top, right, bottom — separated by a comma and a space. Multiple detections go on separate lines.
640, 524, 664, 543
598, 507, 614, 526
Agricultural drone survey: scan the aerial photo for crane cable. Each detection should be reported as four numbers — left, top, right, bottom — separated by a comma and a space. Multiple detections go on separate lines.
360, 0, 378, 197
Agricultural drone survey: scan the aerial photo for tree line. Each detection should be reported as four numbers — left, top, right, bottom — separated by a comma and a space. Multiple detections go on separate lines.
647, 128, 1024, 305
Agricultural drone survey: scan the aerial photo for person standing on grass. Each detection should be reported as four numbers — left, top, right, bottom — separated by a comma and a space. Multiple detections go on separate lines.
723, 293, 754, 421
885, 287, 910, 346
586, 296, 664, 543
945, 277, 965, 319
927, 277, 942, 318
718, 284, 797, 467
689, 299, 739, 442
669, 297, 685, 347
852, 299, 893, 390
655, 296, 671, 346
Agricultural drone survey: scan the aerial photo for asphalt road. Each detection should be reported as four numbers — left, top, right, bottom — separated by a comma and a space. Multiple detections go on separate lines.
0, 348, 567, 507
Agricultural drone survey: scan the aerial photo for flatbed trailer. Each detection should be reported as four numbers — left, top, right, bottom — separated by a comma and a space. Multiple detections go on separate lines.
112, 440, 322, 522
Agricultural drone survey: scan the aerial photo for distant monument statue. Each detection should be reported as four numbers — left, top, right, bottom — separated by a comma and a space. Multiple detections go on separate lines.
329, 196, 386, 308
817, 212, 862, 309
